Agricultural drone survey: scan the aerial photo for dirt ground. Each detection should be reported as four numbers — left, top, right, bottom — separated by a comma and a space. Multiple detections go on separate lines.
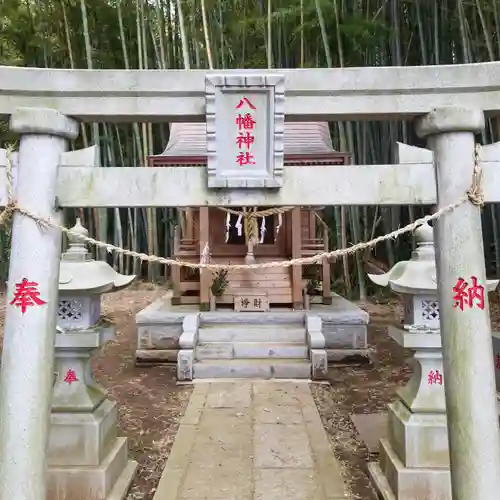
311, 298, 411, 500
1, 284, 500, 499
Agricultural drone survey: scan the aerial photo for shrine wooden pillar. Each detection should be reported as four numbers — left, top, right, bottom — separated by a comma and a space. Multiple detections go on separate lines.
308, 210, 316, 238
322, 239, 332, 304
171, 224, 181, 305
319, 210, 332, 304
185, 208, 194, 239
199, 206, 211, 310
291, 207, 303, 309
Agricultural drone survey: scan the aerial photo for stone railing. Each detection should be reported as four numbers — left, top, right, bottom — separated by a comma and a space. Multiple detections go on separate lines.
177, 313, 200, 381
305, 314, 327, 380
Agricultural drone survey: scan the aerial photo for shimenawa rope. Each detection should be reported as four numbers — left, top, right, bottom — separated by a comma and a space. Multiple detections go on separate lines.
216, 206, 294, 218
0, 144, 484, 270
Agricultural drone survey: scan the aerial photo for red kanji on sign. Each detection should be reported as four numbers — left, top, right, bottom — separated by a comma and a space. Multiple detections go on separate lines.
236, 113, 256, 130
236, 151, 256, 166
64, 369, 78, 385
236, 97, 256, 110
496, 354, 500, 370
428, 370, 443, 385
236, 132, 255, 150
452, 276, 485, 310
9, 278, 46, 314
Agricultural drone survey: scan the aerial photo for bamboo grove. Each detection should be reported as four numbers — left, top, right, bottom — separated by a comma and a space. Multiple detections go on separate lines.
1, 0, 500, 299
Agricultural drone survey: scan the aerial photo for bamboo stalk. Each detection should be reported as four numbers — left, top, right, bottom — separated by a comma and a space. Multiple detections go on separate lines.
79, 0, 106, 261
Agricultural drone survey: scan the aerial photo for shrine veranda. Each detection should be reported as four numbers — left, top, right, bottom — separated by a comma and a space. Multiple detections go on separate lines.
1, 63, 500, 499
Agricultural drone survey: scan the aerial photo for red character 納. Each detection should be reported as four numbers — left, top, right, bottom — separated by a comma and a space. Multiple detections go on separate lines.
428, 369, 443, 385
452, 276, 485, 310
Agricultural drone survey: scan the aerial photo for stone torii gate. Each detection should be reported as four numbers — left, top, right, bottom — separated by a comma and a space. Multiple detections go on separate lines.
1, 65, 500, 500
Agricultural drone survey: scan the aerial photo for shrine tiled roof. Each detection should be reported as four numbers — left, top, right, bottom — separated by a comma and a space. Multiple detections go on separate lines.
148, 122, 349, 166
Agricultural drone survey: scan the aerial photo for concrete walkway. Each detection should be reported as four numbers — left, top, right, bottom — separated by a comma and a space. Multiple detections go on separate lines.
153, 381, 346, 500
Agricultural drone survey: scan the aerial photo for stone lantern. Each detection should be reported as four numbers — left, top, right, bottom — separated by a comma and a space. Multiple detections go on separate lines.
370, 222, 440, 331
366, 221, 498, 500
47, 218, 137, 500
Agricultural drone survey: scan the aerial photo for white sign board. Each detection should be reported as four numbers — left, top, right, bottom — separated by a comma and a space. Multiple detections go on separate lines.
205, 74, 285, 188
234, 294, 270, 312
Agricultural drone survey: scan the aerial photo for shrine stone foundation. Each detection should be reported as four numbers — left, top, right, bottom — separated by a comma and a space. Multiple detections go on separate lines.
135, 292, 369, 374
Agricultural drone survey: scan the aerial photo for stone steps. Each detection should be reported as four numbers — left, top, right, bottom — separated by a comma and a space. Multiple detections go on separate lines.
192, 358, 311, 379
199, 311, 305, 324
193, 322, 310, 379
198, 324, 306, 343
196, 341, 308, 360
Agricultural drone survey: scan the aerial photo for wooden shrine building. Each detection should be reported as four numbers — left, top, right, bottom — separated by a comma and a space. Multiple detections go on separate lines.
148, 122, 350, 310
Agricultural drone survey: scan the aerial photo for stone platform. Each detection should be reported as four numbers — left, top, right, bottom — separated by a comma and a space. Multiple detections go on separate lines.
135, 291, 369, 365
152, 381, 346, 500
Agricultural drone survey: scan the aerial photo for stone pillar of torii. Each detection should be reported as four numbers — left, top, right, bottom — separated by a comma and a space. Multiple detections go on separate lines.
0, 108, 78, 500
0, 99, 500, 500
415, 108, 500, 500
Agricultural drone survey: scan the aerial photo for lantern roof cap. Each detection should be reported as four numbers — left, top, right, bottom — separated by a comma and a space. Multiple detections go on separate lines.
367, 221, 498, 294
414, 221, 433, 243
58, 218, 136, 293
